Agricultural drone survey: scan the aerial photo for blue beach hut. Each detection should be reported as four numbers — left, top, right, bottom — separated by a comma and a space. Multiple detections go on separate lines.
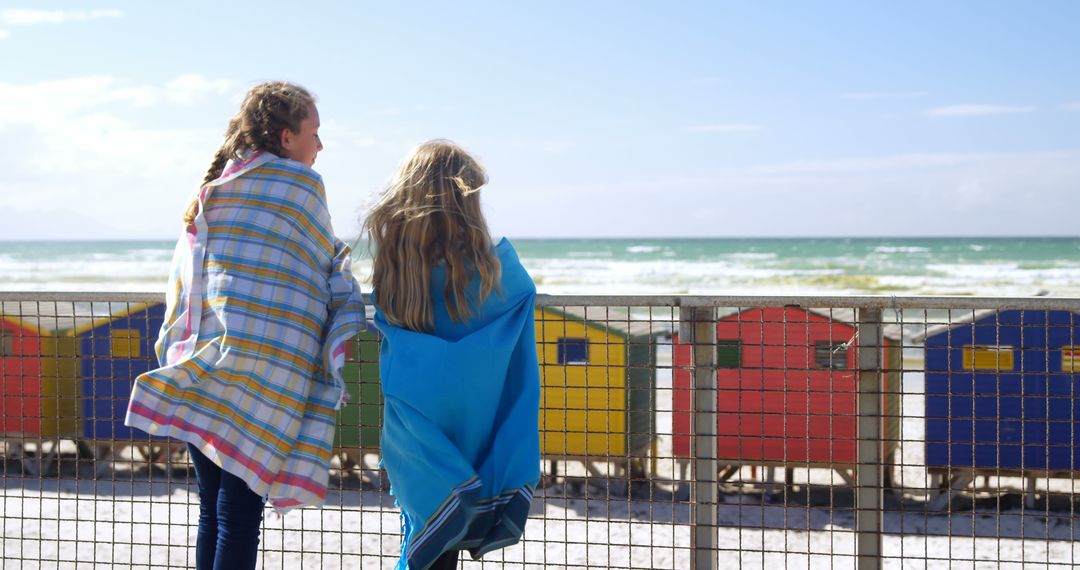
75, 302, 167, 441
924, 309, 1080, 478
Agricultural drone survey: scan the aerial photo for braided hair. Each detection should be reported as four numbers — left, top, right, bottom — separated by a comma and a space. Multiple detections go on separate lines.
183, 81, 316, 223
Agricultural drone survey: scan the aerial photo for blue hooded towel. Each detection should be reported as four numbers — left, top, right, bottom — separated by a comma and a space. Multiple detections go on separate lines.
375, 238, 541, 570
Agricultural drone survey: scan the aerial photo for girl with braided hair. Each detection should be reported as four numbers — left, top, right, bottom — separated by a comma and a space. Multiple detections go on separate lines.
125, 81, 364, 569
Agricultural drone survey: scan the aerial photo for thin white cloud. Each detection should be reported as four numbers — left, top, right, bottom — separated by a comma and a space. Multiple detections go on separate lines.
164, 74, 234, 104
0, 29, 9, 39
924, 104, 1037, 117
748, 152, 988, 175
683, 124, 761, 133
1060, 102, 1080, 112
0, 75, 237, 123
843, 91, 927, 100
0, 9, 123, 27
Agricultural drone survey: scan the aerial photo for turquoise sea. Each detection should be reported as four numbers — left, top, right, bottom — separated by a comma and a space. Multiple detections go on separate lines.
1, 237, 1079, 297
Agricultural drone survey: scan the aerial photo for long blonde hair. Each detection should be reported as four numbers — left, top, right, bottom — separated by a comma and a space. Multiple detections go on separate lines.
365, 140, 501, 332
183, 81, 316, 223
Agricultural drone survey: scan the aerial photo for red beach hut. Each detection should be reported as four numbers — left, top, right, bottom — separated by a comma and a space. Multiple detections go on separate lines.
672, 306, 900, 484
1, 311, 42, 436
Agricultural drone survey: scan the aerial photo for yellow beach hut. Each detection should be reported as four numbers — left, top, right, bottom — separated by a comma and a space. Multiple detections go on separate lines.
535, 306, 660, 476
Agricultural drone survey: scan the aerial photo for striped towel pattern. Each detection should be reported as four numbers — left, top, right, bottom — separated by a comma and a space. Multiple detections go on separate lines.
125, 151, 364, 513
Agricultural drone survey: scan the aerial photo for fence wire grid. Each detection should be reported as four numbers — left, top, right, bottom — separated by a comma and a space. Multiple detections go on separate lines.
2, 292, 1080, 569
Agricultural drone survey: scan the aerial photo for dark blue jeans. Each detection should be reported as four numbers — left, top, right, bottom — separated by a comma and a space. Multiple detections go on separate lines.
187, 443, 265, 570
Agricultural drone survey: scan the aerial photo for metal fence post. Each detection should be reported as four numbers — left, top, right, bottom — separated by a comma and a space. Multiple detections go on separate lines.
683, 305, 718, 570
856, 308, 884, 569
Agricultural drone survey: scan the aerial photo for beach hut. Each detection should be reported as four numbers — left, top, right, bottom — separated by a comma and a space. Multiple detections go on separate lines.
1, 311, 43, 437
0, 301, 93, 474
672, 306, 901, 487
69, 302, 173, 475
922, 309, 1080, 507
76, 302, 166, 442
329, 307, 664, 481
535, 306, 661, 477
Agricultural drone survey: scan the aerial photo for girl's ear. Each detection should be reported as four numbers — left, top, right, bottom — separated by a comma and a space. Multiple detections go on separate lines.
280, 128, 294, 154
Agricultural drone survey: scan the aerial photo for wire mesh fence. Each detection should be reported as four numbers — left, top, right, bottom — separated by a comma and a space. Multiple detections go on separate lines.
2, 292, 1080, 568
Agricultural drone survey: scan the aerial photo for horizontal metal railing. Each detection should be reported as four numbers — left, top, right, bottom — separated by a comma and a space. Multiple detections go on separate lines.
7, 290, 1080, 309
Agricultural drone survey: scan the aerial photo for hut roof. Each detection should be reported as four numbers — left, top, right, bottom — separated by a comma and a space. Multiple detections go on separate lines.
914, 308, 1080, 342
716, 306, 902, 341
0, 301, 156, 335
538, 306, 668, 340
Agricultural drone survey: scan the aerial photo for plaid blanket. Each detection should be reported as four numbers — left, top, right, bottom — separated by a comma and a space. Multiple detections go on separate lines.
125, 151, 364, 513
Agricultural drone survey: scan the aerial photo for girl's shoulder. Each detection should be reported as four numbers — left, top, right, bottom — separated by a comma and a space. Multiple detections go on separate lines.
245, 156, 327, 204
493, 236, 512, 255
492, 237, 534, 292
258, 156, 324, 186
212, 151, 324, 193
494, 237, 523, 266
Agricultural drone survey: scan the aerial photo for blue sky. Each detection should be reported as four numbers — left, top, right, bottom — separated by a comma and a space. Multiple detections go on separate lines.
1, 1, 1078, 239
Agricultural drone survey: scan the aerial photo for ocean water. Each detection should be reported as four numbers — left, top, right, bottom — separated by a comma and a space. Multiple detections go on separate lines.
1, 237, 1079, 297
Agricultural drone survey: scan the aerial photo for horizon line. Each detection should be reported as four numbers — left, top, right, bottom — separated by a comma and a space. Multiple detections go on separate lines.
3, 234, 1080, 243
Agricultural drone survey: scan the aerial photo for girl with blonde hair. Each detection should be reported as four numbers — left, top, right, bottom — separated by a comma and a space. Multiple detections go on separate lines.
366, 140, 540, 570
126, 81, 364, 569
